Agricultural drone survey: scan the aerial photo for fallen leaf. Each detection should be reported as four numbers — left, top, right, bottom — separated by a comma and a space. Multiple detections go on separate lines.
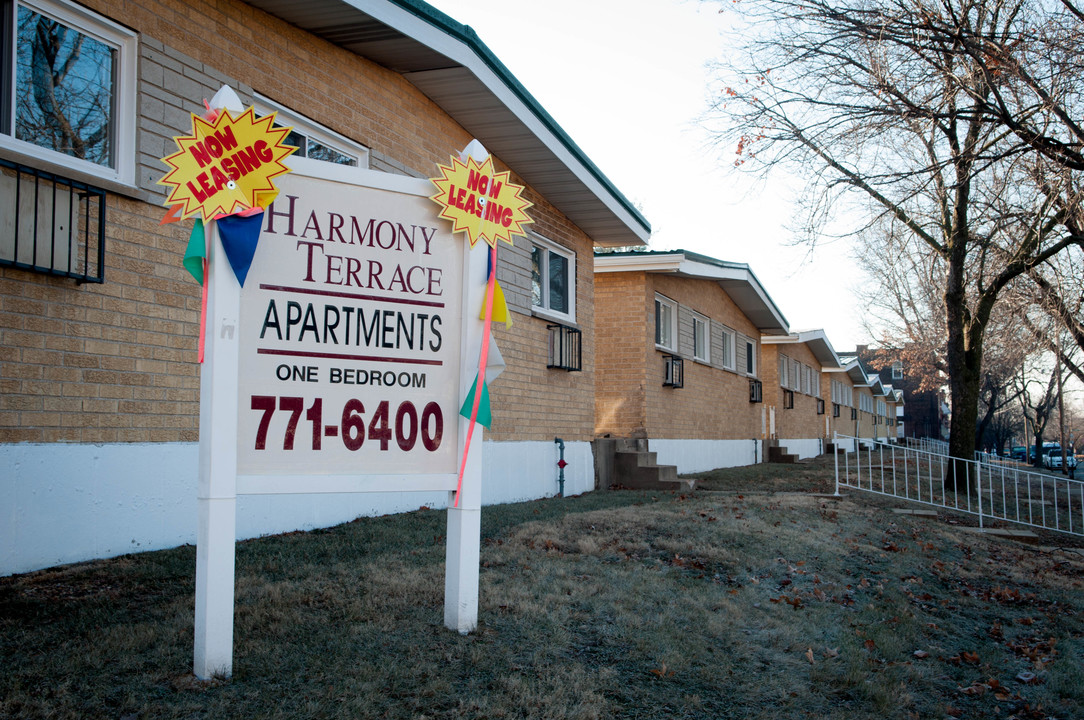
805, 648, 815, 664
1015, 671, 1038, 684
823, 647, 840, 659
961, 651, 980, 665
913, 650, 929, 659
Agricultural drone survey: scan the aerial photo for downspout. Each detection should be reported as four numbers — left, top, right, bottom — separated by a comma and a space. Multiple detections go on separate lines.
554, 438, 567, 497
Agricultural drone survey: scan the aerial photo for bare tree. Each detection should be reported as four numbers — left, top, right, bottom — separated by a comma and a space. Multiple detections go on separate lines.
708, 0, 1084, 491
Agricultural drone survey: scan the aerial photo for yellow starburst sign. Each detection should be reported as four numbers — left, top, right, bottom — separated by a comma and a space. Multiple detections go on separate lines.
159, 108, 296, 221
430, 155, 533, 247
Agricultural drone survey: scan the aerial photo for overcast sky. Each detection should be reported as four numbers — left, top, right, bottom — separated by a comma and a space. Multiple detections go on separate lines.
424, 0, 869, 351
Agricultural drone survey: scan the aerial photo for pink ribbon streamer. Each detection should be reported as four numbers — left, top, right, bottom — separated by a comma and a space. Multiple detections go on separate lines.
197, 258, 209, 363
453, 242, 497, 507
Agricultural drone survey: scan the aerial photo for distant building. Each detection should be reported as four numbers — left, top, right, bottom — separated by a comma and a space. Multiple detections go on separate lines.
856, 345, 948, 440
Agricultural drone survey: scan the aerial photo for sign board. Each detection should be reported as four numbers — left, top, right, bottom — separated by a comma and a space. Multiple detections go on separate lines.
194, 159, 484, 679
234, 168, 463, 492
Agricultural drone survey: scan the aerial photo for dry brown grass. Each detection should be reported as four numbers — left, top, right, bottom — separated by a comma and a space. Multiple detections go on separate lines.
3, 457, 1083, 719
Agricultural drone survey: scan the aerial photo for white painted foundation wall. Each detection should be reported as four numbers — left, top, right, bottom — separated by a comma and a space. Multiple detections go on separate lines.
649, 438, 760, 474
1, 439, 587, 576
777, 438, 824, 460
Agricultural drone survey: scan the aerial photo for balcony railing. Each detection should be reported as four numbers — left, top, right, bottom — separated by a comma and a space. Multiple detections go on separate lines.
0, 158, 106, 283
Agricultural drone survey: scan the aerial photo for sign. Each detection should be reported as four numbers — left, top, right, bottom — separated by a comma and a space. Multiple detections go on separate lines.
194, 161, 485, 679
430, 154, 533, 247
236, 170, 462, 484
159, 108, 295, 220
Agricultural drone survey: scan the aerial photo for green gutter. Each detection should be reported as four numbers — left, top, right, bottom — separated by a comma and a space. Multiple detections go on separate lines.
389, 0, 651, 238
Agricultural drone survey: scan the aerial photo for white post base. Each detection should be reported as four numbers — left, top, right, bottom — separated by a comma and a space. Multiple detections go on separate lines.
444, 505, 480, 634
194, 496, 236, 679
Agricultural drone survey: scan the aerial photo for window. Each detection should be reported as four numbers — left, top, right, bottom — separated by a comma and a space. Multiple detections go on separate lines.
255, 96, 368, 167
891, 361, 903, 380
783, 389, 794, 409
779, 353, 790, 388
720, 328, 735, 370
691, 312, 709, 362
749, 379, 763, 403
817, 398, 825, 415
531, 237, 575, 322
745, 340, 756, 376
3, 0, 137, 183
654, 294, 676, 350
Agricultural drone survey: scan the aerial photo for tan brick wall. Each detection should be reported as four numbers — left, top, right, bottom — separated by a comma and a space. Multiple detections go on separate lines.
761, 342, 826, 441
593, 271, 764, 440
594, 271, 649, 437
486, 205, 597, 443
0, 0, 600, 444
822, 371, 857, 440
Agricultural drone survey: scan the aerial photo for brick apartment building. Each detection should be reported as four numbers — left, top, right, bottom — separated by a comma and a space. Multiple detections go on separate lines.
593, 250, 789, 473
0, 0, 649, 574
760, 329, 844, 459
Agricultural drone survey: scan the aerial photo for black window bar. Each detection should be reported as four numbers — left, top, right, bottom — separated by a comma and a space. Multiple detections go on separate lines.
832, 403, 841, 418
546, 323, 582, 371
749, 378, 763, 403
783, 389, 794, 409
663, 353, 684, 388
0, 158, 106, 283
817, 398, 825, 415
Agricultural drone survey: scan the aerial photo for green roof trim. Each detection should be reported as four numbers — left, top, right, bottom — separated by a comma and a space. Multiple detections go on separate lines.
389, 0, 651, 237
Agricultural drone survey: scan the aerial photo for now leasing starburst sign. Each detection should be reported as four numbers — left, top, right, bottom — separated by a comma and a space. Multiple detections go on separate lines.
430, 155, 533, 247
159, 108, 296, 221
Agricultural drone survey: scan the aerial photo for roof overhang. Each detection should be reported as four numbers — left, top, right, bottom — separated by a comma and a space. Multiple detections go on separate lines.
594, 251, 789, 335
242, 0, 650, 247
761, 329, 844, 368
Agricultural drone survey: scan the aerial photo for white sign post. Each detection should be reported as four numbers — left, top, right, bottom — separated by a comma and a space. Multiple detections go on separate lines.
194, 161, 483, 678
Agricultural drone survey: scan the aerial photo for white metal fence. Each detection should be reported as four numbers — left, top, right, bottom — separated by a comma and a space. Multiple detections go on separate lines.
834, 434, 1084, 537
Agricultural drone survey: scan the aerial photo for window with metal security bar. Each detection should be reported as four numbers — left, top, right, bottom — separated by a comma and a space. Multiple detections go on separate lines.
817, 398, 825, 415
663, 354, 683, 388
783, 389, 794, 409
833, 403, 841, 417
546, 323, 581, 372
851, 407, 858, 420
0, 158, 105, 282
749, 378, 763, 403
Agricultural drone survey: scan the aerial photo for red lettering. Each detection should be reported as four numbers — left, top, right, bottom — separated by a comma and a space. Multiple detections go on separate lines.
196, 171, 215, 199
186, 180, 208, 203
500, 207, 513, 227
209, 165, 230, 192
454, 187, 467, 210
254, 140, 273, 163
189, 141, 212, 168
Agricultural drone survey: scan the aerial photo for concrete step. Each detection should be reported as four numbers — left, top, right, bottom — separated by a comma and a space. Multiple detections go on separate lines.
768, 445, 799, 464
614, 450, 693, 491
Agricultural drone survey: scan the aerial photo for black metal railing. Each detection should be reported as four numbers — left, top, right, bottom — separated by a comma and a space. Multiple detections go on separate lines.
0, 158, 106, 283
663, 354, 684, 388
547, 323, 582, 371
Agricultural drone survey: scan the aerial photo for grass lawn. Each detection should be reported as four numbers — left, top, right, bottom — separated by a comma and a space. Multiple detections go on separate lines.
3, 457, 1083, 719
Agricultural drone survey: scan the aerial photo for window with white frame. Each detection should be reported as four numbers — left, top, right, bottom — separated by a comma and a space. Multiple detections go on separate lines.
720, 327, 735, 370
814, 370, 822, 398
654, 294, 676, 350
791, 358, 801, 391
691, 312, 710, 363
891, 361, 903, 380
859, 393, 874, 413
531, 237, 575, 322
3, 0, 138, 183
255, 96, 368, 167
745, 340, 756, 376
779, 353, 790, 388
